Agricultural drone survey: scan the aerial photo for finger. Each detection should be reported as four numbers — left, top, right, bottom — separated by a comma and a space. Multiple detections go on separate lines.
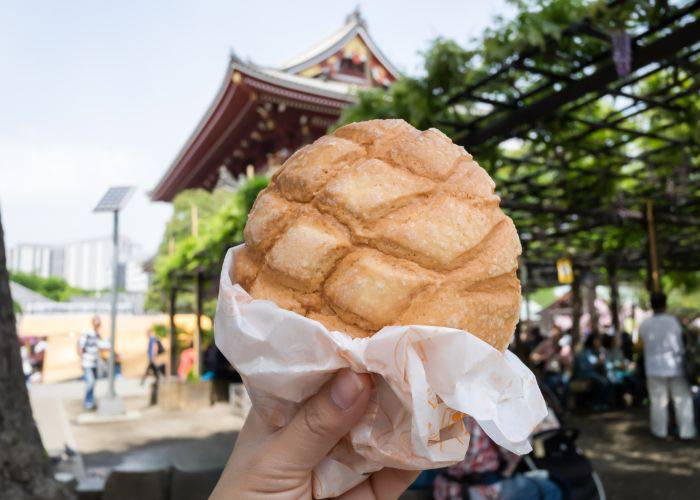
231, 407, 276, 451
337, 481, 374, 500
338, 469, 420, 500
210, 409, 273, 499
265, 369, 372, 472
369, 468, 420, 499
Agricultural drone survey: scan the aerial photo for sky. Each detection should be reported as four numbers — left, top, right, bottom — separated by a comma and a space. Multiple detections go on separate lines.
0, 0, 513, 256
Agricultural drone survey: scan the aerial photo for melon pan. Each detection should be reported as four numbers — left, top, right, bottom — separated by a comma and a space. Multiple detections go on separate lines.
232, 119, 521, 351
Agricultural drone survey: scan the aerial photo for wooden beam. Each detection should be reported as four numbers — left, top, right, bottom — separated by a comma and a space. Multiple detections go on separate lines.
585, 273, 599, 333
168, 284, 178, 376
460, 94, 517, 109
563, 79, 699, 145
611, 89, 684, 113
605, 255, 622, 338
446, 7, 638, 105
567, 116, 684, 144
646, 200, 662, 294
193, 270, 203, 377
571, 266, 582, 347
456, 18, 700, 147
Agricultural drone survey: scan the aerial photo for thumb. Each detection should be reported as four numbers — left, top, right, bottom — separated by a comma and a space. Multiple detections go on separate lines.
266, 369, 372, 472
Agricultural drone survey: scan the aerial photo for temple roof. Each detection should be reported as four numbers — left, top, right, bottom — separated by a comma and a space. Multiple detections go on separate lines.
280, 9, 401, 80
151, 10, 399, 202
230, 55, 356, 101
150, 57, 356, 202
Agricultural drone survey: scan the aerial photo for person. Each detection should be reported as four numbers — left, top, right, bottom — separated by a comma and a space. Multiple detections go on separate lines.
530, 326, 558, 372
178, 341, 196, 380
519, 325, 543, 362
574, 332, 612, 411
530, 326, 571, 409
204, 343, 242, 400
639, 292, 696, 440
21, 340, 32, 384
601, 334, 637, 407
434, 416, 562, 499
687, 326, 700, 386
114, 351, 123, 378
76, 315, 110, 410
141, 328, 165, 385
619, 330, 634, 362
32, 338, 47, 381
688, 327, 700, 425
210, 369, 418, 499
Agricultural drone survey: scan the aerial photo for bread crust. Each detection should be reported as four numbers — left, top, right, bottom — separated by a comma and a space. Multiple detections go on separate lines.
235, 119, 521, 351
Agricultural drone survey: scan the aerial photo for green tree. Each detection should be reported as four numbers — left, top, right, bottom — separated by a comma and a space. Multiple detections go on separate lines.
9, 272, 89, 302
146, 176, 269, 312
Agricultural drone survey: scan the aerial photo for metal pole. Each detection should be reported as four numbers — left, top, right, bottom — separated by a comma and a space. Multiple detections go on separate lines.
168, 283, 177, 376
522, 263, 531, 325
92, 186, 132, 416
607, 256, 621, 341
645, 200, 661, 293
585, 273, 599, 334
571, 265, 582, 348
107, 209, 119, 398
194, 270, 203, 377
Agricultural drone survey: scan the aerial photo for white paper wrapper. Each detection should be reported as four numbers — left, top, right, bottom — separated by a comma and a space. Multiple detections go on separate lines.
215, 245, 547, 498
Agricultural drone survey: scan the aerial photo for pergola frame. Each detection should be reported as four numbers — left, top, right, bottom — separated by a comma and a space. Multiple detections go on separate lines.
442, 0, 700, 294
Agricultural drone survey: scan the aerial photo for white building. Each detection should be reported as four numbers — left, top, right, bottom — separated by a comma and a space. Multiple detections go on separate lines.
7, 244, 64, 278
125, 259, 150, 293
62, 236, 149, 292
9, 237, 151, 295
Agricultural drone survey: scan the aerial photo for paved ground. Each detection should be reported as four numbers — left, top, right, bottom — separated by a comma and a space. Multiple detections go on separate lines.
570, 408, 700, 500
29, 377, 243, 491
69, 402, 240, 472
31, 379, 699, 499
30, 378, 152, 451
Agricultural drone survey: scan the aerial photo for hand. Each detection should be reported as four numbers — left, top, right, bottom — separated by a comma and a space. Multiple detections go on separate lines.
210, 369, 418, 499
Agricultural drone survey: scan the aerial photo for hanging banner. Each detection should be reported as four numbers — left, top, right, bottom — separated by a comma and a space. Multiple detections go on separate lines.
556, 258, 574, 284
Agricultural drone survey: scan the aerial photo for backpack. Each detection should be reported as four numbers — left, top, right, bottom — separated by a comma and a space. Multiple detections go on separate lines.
156, 339, 165, 355
525, 427, 603, 500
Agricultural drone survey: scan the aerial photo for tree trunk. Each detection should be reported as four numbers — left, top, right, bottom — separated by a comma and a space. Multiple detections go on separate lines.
571, 268, 582, 348
607, 257, 621, 342
0, 212, 74, 499
585, 273, 599, 334
168, 284, 177, 376
194, 270, 203, 377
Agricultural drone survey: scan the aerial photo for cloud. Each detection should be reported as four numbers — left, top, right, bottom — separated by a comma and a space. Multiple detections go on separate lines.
0, 139, 171, 254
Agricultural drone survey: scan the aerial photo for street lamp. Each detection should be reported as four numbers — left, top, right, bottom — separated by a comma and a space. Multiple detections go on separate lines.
93, 186, 135, 416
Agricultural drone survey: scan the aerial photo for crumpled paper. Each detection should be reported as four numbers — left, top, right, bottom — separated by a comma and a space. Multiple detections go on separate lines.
215, 245, 547, 498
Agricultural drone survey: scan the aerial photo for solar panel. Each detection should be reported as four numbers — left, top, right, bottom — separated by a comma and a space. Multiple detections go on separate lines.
94, 186, 136, 212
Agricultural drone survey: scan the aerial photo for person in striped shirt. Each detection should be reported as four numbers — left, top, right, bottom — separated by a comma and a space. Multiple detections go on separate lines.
76, 315, 110, 410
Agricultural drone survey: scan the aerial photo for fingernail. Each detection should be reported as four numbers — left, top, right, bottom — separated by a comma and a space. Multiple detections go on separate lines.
330, 370, 366, 410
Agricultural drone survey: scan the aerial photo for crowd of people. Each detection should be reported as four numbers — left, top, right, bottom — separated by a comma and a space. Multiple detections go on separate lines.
429, 291, 698, 499
519, 292, 697, 440
74, 315, 236, 410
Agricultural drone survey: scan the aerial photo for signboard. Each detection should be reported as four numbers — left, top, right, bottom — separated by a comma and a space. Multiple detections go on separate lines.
557, 258, 574, 284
